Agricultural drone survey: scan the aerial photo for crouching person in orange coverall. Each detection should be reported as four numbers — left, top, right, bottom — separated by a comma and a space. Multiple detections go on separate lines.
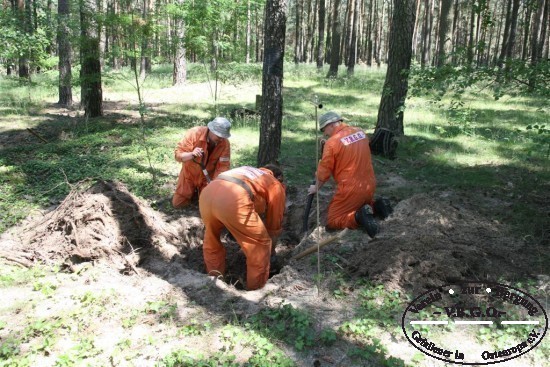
172, 117, 232, 208
199, 164, 286, 290
308, 111, 379, 238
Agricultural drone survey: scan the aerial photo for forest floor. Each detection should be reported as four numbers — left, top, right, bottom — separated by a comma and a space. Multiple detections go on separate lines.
0, 85, 548, 367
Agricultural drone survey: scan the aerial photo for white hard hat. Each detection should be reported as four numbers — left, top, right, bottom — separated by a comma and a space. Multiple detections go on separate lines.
207, 117, 231, 138
319, 111, 343, 131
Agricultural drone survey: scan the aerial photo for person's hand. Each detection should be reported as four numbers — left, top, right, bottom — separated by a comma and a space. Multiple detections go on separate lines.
192, 147, 204, 157
308, 184, 318, 195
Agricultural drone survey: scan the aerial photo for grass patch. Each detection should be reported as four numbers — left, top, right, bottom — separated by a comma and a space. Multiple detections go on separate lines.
1, 63, 548, 238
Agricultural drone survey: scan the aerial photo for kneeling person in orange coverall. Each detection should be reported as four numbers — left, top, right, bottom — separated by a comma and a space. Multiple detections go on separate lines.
172, 117, 232, 208
199, 165, 286, 290
308, 111, 378, 237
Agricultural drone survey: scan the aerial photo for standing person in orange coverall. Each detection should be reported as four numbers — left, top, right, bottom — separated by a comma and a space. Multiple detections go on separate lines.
307, 111, 379, 237
199, 164, 286, 290
172, 117, 231, 208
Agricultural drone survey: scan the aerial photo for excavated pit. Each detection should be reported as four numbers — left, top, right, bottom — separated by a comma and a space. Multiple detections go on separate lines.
2, 179, 539, 294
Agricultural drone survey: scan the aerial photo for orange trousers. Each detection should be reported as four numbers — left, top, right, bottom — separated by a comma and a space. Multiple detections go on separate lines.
327, 179, 375, 229
199, 180, 272, 290
172, 177, 204, 208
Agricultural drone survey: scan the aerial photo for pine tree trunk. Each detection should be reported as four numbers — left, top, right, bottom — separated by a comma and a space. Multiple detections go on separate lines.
295, 0, 302, 63
172, 0, 186, 86
498, 0, 513, 65
436, 0, 452, 67
80, 0, 103, 117
421, 0, 430, 66
257, 0, 287, 167
342, 0, 353, 66
541, 0, 549, 59
316, 0, 326, 68
17, 0, 30, 78
532, 0, 549, 65
325, 0, 333, 63
246, 0, 251, 63
522, 2, 532, 61
57, 0, 73, 106
365, 0, 373, 65
375, 0, 416, 137
376, 0, 385, 65
347, 0, 359, 74
326, 0, 341, 77
504, 0, 521, 62
451, 0, 460, 64
140, 0, 151, 79
303, 0, 313, 62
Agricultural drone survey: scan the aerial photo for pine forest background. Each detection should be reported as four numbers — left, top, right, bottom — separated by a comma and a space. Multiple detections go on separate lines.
1, 0, 549, 107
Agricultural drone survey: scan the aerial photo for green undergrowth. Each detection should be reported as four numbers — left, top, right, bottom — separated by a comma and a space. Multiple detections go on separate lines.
1, 63, 547, 237
0, 63, 548, 366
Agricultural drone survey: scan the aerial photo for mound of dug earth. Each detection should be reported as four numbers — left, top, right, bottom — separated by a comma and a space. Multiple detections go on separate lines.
2, 181, 537, 295
15, 180, 182, 274
348, 193, 534, 293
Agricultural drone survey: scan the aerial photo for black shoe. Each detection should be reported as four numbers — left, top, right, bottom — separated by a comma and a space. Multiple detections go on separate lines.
374, 197, 393, 220
355, 205, 379, 238
269, 255, 281, 277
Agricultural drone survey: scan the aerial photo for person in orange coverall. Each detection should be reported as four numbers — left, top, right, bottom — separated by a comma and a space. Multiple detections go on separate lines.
199, 164, 286, 290
308, 111, 378, 237
172, 117, 231, 208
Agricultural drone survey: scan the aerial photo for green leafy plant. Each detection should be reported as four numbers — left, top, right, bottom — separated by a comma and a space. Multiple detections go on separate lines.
0, 338, 21, 360
247, 303, 315, 351
158, 350, 239, 367
178, 320, 212, 336
341, 283, 404, 340
144, 300, 179, 322
318, 328, 337, 346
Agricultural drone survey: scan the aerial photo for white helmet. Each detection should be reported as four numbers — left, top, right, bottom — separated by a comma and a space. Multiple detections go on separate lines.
319, 111, 343, 131
207, 117, 231, 138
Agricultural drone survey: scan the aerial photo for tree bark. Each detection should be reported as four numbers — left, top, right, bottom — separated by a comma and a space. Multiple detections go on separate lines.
530, 0, 549, 66
498, 0, 513, 65
503, 0, 521, 65
246, 0, 251, 63
303, 0, 313, 62
257, 0, 287, 166
451, 0, 460, 63
522, 1, 532, 61
325, 0, 333, 63
140, 0, 151, 79
326, 0, 341, 77
347, 0, 359, 74
343, 0, 353, 65
375, 0, 416, 137
57, 0, 73, 106
295, 0, 302, 63
365, 0, 374, 65
17, 0, 29, 78
316, 0, 326, 68
80, 0, 103, 117
173, 0, 186, 85
422, 0, 434, 67
436, 0, 452, 67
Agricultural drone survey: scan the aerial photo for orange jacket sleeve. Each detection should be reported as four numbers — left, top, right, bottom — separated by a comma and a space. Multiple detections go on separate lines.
316, 141, 335, 183
264, 179, 286, 237
211, 141, 230, 179
174, 126, 202, 162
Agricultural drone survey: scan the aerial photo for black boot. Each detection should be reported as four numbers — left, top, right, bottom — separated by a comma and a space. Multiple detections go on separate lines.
355, 205, 379, 238
374, 197, 393, 220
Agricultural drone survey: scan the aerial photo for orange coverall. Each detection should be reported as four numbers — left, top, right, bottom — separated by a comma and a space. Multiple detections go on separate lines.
173, 126, 230, 208
316, 123, 376, 229
199, 166, 286, 290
